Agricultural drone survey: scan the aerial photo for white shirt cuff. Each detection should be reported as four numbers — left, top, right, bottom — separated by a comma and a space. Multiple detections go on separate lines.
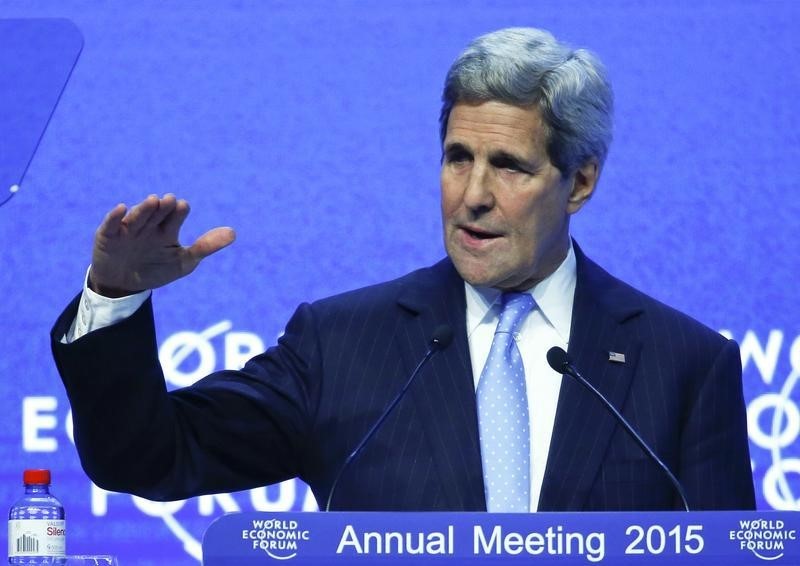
64, 267, 151, 343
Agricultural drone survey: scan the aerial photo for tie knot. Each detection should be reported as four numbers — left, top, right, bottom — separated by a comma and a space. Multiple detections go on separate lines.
496, 292, 535, 335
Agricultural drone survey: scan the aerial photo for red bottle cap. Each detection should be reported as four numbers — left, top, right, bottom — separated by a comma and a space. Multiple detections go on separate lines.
23, 469, 51, 485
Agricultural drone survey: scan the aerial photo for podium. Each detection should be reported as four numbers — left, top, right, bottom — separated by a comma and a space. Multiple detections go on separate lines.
202, 511, 798, 564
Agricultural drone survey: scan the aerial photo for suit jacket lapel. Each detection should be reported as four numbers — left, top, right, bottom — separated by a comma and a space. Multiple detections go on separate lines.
395, 259, 486, 511
538, 245, 644, 511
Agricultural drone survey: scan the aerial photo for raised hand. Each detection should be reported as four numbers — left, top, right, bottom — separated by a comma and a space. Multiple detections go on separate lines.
89, 194, 236, 297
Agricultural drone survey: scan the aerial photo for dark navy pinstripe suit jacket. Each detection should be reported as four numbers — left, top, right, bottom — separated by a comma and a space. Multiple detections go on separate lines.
51, 245, 755, 511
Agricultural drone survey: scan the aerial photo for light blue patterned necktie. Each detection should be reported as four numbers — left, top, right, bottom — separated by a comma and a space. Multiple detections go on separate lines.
477, 292, 535, 512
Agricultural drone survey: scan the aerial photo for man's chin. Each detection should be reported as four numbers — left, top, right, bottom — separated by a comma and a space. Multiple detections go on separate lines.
449, 255, 504, 289
449, 256, 543, 292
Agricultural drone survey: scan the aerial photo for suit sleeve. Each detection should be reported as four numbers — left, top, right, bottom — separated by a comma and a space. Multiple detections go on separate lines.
51, 293, 322, 501
679, 338, 756, 509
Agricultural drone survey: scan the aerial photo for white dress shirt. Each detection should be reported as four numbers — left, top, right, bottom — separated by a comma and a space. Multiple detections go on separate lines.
465, 244, 576, 511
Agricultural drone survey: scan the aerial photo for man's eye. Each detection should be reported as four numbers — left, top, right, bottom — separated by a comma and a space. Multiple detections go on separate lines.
447, 152, 471, 164
493, 158, 524, 172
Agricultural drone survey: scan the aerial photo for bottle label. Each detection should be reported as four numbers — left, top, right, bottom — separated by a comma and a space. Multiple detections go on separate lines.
8, 519, 66, 557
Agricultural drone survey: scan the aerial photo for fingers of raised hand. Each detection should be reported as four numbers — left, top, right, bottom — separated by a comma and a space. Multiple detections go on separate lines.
119, 194, 191, 241
144, 193, 179, 230
120, 194, 161, 236
188, 227, 236, 261
161, 198, 191, 239
96, 203, 128, 238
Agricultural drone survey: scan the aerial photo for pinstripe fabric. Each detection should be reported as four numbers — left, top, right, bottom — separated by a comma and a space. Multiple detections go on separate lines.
538, 245, 754, 511
51, 244, 754, 511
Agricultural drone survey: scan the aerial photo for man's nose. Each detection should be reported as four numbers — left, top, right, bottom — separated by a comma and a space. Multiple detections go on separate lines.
462, 163, 494, 212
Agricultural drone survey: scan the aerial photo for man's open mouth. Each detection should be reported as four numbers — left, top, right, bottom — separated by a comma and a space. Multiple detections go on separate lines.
462, 226, 501, 240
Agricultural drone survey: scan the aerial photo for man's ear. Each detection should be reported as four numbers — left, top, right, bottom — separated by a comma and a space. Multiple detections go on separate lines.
566, 159, 600, 214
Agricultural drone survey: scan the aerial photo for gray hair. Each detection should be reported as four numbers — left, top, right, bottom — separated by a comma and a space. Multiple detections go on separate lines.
440, 27, 614, 176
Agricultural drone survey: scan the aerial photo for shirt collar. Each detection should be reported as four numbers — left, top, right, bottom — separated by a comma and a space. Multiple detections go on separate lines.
465, 242, 577, 341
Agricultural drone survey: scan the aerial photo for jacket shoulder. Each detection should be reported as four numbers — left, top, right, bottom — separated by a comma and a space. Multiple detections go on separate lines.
309, 258, 457, 316
577, 248, 730, 348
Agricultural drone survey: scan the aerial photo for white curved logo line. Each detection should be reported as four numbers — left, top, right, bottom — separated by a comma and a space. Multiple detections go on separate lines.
265, 550, 298, 560
752, 550, 784, 561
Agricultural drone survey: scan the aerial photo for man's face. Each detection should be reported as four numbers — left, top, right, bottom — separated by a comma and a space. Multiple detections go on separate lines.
441, 100, 591, 291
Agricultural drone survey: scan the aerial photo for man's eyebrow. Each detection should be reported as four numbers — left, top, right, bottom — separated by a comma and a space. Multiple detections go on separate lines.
489, 149, 536, 170
443, 141, 471, 154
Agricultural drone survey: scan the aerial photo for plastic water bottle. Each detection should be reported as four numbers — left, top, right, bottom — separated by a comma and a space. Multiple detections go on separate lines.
8, 470, 66, 564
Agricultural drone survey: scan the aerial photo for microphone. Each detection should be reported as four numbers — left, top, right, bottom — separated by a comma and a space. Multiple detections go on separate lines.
324, 324, 453, 511
546, 346, 691, 511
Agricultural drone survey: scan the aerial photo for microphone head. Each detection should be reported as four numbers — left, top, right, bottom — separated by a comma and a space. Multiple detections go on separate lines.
430, 324, 453, 351
546, 346, 571, 373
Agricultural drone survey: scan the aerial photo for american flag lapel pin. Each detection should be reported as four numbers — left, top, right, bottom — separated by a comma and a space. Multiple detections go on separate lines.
608, 351, 626, 363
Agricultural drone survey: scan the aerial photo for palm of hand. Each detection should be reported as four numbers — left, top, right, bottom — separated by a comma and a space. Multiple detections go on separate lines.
89, 195, 235, 297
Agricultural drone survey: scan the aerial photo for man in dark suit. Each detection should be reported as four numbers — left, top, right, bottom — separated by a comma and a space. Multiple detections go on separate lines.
51, 27, 755, 511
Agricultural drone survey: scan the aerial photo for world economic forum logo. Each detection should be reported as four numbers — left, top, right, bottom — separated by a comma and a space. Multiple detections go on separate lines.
728, 518, 797, 561
242, 518, 311, 560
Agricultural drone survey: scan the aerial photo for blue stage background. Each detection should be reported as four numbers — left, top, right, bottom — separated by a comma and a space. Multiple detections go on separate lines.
1, 1, 798, 564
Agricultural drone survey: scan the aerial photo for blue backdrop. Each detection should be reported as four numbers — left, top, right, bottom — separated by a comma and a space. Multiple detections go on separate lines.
1, 1, 799, 564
